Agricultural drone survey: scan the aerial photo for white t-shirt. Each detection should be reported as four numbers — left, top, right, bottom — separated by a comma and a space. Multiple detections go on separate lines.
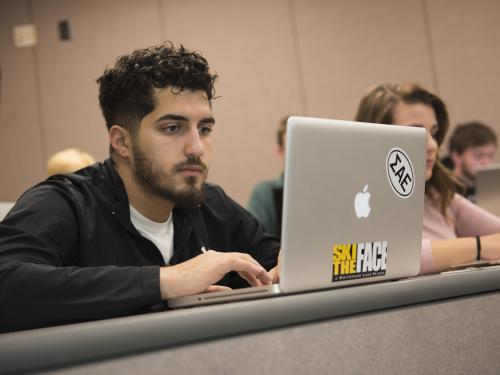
129, 205, 174, 264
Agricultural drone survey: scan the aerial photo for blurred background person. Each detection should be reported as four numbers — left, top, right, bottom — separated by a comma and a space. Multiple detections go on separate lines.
355, 83, 500, 274
247, 116, 289, 237
441, 121, 497, 202
47, 148, 96, 176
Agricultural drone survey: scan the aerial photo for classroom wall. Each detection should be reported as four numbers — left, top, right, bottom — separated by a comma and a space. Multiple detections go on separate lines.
1, 0, 499, 204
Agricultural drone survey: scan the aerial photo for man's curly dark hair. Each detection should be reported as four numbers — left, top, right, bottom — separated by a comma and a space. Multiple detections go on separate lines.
97, 42, 217, 133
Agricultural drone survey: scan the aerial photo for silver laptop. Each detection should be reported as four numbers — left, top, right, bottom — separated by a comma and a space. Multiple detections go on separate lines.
476, 164, 500, 216
167, 117, 426, 308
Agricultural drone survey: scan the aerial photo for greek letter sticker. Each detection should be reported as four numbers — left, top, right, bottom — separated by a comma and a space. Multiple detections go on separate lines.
386, 147, 415, 199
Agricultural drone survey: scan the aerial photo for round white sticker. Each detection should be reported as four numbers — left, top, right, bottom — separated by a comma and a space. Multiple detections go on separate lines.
386, 147, 415, 199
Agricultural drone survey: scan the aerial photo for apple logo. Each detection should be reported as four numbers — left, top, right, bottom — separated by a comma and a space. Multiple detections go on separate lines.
354, 184, 371, 218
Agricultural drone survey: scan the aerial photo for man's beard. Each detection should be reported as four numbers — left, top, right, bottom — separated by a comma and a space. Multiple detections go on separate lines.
131, 141, 208, 207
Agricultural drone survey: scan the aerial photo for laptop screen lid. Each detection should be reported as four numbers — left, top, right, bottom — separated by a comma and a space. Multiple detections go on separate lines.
279, 117, 426, 293
476, 164, 500, 216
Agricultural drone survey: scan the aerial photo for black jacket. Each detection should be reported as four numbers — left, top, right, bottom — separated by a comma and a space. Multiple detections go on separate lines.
0, 159, 279, 332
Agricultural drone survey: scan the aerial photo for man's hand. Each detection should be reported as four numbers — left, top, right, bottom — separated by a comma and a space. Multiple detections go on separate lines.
159, 250, 272, 299
268, 248, 282, 283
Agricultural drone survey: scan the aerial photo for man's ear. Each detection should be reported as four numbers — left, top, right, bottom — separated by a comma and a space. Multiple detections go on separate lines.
109, 125, 132, 159
450, 150, 462, 167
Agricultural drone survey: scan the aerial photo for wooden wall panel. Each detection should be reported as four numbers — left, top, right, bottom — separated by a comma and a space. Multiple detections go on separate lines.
292, 0, 436, 121
426, 0, 500, 160
0, 0, 45, 201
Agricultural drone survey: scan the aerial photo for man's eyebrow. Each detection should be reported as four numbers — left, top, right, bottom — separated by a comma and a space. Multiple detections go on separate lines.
155, 114, 189, 123
199, 117, 215, 125
155, 114, 215, 125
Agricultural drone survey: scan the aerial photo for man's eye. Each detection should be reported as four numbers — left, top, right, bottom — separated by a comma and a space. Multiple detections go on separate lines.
199, 126, 213, 136
163, 125, 181, 134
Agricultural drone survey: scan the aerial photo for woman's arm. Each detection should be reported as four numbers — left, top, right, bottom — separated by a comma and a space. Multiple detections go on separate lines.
425, 233, 500, 273
421, 194, 500, 274
431, 237, 477, 272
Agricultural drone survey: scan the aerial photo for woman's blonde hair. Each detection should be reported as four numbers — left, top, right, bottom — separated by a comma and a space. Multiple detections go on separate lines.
355, 83, 456, 215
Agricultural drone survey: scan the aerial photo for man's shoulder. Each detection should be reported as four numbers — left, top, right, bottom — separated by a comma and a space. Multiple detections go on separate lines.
248, 177, 282, 205
252, 175, 283, 192
17, 161, 112, 208
49, 161, 105, 184
32, 163, 103, 195
250, 180, 275, 196
254, 180, 275, 190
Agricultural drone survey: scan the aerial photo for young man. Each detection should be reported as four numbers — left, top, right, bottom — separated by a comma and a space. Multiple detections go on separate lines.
0, 43, 279, 332
442, 121, 497, 202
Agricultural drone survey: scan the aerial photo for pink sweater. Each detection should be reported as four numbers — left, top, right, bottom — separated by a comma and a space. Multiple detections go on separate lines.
421, 193, 500, 274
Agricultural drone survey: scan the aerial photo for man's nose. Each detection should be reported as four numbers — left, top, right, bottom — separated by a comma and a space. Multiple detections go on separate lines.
184, 127, 204, 157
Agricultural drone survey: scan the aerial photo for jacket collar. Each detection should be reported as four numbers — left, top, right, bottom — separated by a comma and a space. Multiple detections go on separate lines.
100, 158, 137, 234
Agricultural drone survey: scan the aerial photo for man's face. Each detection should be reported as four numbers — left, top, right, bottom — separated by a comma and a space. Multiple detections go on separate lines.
457, 143, 497, 180
131, 88, 214, 206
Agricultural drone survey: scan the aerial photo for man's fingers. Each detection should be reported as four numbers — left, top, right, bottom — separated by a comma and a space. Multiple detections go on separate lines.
228, 256, 272, 286
200, 250, 272, 287
240, 267, 272, 286
239, 271, 263, 287
229, 252, 264, 268
255, 268, 272, 285
269, 265, 280, 283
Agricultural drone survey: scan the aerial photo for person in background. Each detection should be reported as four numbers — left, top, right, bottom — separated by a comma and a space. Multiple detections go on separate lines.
247, 116, 289, 237
0, 42, 279, 333
441, 121, 497, 202
46, 147, 96, 176
355, 83, 500, 274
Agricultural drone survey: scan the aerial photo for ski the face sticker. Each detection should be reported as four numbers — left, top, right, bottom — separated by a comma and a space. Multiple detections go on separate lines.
332, 241, 388, 282
386, 147, 415, 199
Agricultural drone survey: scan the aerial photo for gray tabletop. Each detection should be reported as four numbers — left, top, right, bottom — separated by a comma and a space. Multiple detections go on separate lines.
1, 266, 500, 374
